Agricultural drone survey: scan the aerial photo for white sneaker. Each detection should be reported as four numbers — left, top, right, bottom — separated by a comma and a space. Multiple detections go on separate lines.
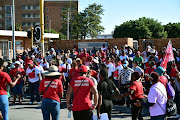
37, 102, 41, 104
29, 102, 33, 105
174, 114, 180, 118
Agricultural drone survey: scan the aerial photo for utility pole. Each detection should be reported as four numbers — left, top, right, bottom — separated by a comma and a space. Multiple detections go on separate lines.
67, 11, 69, 40
40, 0, 44, 56
49, 20, 51, 33
12, 0, 16, 59
31, 27, 34, 47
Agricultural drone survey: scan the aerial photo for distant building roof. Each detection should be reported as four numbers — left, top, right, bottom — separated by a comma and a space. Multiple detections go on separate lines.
44, 0, 78, 1
0, 30, 59, 39
96, 34, 113, 39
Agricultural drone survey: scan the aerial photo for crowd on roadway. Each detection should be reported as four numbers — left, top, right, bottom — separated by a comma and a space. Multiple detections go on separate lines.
0, 43, 180, 120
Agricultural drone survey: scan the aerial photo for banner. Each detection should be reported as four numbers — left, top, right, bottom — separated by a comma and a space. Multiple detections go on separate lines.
160, 40, 174, 70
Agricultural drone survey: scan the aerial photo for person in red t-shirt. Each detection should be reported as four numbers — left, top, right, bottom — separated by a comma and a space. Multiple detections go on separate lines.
66, 65, 98, 120
81, 49, 90, 64
0, 58, 21, 120
69, 60, 79, 80
39, 66, 63, 120
98, 48, 106, 62
120, 72, 146, 120
10, 61, 26, 104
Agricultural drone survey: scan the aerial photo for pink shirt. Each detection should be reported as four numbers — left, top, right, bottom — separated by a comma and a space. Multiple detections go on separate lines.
148, 82, 167, 116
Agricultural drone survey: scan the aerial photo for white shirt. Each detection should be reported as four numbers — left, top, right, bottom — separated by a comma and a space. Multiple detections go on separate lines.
106, 62, 115, 77
115, 49, 119, 56
67, 58, 72, 65
26, 66, 40, 83
61, 63, 71, 77
40, 62, 49, 70
119, 55, 129, 61
113, 65, 123, 80
148, 82, 167, 116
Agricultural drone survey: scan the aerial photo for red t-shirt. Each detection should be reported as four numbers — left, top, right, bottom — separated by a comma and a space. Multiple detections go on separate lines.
91, 70, 98, 79
10, 68, 26, 84
70, 76, 94, 111
0, 71, 12, 95
170, 68, 177, 78
81, 53, 89, 64
129, 81, 145, 100
39, 78, 63, 103
69, 68, 79, 79
25, 58, 31, 70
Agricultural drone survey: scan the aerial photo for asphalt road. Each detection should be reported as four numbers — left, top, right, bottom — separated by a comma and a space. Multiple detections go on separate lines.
8, 97, 177, 120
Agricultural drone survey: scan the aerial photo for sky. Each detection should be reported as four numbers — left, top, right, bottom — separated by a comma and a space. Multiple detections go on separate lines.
79, 0, 180, 34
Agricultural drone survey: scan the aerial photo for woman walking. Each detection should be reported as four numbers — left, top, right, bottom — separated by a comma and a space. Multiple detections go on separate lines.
39, 66, 63, 120
0, 58, 21, 120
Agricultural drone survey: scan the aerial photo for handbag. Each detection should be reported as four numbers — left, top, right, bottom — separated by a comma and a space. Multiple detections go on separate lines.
154, 86, 177, 116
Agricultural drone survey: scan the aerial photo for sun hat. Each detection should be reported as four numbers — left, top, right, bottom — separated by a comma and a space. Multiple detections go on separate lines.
43, 66, 62, 76
92, 58, 99, 64
155, 66, 165, 76
79, 65, 88, 73
149, 49, 156, 53
14, 61, 21, 65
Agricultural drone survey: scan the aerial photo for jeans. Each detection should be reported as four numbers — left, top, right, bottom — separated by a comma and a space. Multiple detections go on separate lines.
73, 110, 92, 120
174, 91, 180, 114
151, 114, 166, 120
41, 98, 60, 120
0, 95, 9, 120
29, 81, 40, 102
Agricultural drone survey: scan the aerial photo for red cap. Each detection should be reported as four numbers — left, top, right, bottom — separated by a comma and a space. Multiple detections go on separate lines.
137, 51, 141, 54
18, 55, 21, 58
79, 65, 88, 73
27, 60, 33, 65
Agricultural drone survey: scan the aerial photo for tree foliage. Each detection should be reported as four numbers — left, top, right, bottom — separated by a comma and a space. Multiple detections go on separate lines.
164, 22, 180, 38
45, 28, 66, 40
60, 3, 104, 39
113, 17, 167, 39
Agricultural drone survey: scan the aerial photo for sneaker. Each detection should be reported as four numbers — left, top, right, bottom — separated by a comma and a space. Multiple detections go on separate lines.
29, 102, 33, 105
37, 102, 41, 104
174, 114, 180, 118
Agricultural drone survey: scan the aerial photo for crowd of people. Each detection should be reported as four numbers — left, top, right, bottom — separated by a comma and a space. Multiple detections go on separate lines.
0, 43, 180, 120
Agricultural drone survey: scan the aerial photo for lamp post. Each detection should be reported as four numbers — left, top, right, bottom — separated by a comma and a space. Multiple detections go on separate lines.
12, 0, 16, 59
40, 0, 44, 56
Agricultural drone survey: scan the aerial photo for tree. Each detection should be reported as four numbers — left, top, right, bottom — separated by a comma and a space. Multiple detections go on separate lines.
15, 24, 23, 31
60, 3, 104, 39
83, 3, 104, 39
164, 22, 180, 38
45, 28, 66, 40
113, 17, 167, 39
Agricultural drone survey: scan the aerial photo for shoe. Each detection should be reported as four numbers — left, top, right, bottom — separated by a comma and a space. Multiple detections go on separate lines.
29, 102, 33, 105
38, 102, 41, 104
174, 114, 180, 118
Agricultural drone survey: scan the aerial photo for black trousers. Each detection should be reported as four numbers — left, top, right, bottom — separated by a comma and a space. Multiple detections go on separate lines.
100, 100, 113, 120
131, 98, 146, 120
73, 110, 92, 120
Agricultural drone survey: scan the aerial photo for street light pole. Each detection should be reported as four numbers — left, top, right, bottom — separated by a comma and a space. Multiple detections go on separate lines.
40, 0, 44, 56
12, 0, 16, 59
67, 11, 69, 40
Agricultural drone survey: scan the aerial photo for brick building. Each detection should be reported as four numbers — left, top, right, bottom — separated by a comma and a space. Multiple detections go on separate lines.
0, 0, 78, 31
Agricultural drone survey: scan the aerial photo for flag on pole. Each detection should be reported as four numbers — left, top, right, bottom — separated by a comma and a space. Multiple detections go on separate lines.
160, 40, 174, 70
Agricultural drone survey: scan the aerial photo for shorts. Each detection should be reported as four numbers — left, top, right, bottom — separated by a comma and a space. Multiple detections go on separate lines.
13, 84, 22, 95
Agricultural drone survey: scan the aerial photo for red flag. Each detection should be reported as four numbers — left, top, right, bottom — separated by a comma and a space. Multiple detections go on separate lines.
160, 40, 174, 70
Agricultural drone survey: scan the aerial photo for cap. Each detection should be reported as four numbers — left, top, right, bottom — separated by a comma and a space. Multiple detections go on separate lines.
155, 66, 165, 76
27, 60, 33, 65
14, 61, 21, 65
124, 44, 128, 47
137, 51, 141, 54
79, 65, 88, 73
114, 46, 117, 49
122, 60, 129, 65
149, 49, 156, 53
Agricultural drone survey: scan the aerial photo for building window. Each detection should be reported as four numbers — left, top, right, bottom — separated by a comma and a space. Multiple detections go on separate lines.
33, 14, 40, 18
22, 14, 25, 18
46, 7, 49, 12
22, 6, 25, 9
46, 15, 49, 20
0, 6, 3, 10
28, 14, 31, 18
0, 15, 3, 19
28, 22, 31, 26
27, 6, 31, 9
0, 23, 4, 27
22, 22, 26, 26
46, 23, 49, 28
